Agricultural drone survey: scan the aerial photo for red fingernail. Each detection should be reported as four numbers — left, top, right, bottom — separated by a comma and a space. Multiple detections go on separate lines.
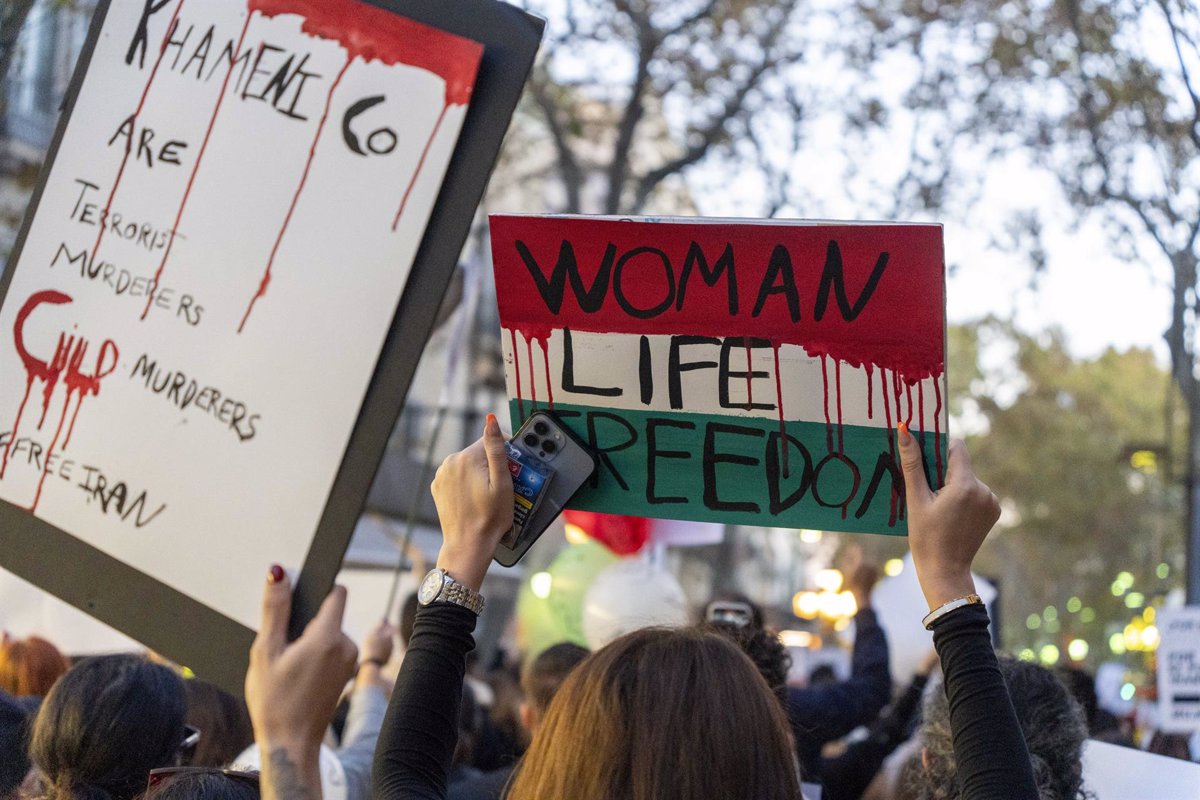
898, 421, 909, 440
268, 564, 285, 584
486, 413, 498, 433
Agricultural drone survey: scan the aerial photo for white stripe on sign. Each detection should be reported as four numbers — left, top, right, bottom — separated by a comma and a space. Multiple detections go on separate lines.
501, 327, 946, 431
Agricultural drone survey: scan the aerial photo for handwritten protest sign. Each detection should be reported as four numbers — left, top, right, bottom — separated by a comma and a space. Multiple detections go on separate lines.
1159, 607, 1200, 732
0, 0, 540, 691
490, 216, 946, 535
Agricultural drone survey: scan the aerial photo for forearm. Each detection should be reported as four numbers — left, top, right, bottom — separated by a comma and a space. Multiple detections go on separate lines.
373, 604, 477, 800
261, 741, 323, 800
933, 605, 1038, 800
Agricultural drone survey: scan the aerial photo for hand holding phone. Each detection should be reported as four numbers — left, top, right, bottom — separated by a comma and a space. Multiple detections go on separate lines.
494, 411, 597, 567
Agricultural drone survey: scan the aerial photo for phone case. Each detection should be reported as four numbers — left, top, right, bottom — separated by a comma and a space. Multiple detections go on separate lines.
493, 410, 597, 567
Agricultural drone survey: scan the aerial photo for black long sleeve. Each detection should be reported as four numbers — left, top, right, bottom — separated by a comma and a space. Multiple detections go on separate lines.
932, 604, 1038, 800
374, 603, 478, 800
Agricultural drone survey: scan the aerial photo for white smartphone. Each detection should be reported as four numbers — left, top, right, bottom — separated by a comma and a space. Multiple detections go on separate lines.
494, 410, 597, 567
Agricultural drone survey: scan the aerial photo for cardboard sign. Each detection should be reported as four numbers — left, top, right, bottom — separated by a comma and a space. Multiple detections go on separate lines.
1159, 607, 1200, 733
490, 215, 946, 535
0, 0, 541, 692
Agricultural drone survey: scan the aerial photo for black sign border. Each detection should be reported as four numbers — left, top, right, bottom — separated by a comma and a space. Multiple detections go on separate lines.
0, 0, 543, 694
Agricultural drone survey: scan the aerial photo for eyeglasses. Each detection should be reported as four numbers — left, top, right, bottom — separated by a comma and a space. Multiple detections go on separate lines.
706, 601, 755, 628
180, 725, 201, 752
147, 767, 261, 791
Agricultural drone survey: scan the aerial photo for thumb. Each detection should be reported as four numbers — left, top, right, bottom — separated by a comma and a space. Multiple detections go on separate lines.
483, 413, 510, 489
897, 422, 933, 507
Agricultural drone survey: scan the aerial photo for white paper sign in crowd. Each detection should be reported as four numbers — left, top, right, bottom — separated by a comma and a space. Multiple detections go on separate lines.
1158, 606, 1200, 733
0, 0, 482, 628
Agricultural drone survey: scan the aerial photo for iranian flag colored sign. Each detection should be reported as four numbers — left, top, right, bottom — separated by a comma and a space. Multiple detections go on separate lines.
489, 215, 946, 535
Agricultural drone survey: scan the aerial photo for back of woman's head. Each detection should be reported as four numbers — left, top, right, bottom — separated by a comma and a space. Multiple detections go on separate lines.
917, 656, 1088, 800
141, 771, 259, 800
0, 636, 70, 697
31, 654, 187, 800
507, 626, 800, 800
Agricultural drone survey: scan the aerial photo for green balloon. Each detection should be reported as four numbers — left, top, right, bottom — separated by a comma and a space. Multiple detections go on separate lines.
517, 540, 618, 660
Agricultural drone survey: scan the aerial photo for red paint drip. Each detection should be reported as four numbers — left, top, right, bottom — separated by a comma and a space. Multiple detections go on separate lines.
879, 367, 897, 526
892, 370, 903, 427
142, 11, 253, 322
248, 0, 482, 105
239, 56, 352, 334
29, 393, 72, 513
773, 343, 788, 479
933, 377, 944, 484
917, 380, 925, 444
392, 103, 449, 232
539, 336, 554, 408
510, 328, 524, 419
526, 334, 537, 408
90, 1, 187, 269
905, 381, 914, 427
0, 380, 33, 481
834, 358, 844, 455
820, 354, 833, 453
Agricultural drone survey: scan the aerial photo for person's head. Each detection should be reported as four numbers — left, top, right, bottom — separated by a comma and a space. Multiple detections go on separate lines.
30, 654, 188, 800
507, 627, 800, 800
704, 593, 765, 630
703, 622, 791, 706
141, 769, 260, 800
519, 643, 589, 733
183, 680, 254, 768
917, 656, 1087, 800
0, 636, 70, 697
807, 664, 837, 688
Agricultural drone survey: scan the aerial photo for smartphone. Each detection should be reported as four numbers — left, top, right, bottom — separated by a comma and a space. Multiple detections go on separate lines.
494, 410, 597, 567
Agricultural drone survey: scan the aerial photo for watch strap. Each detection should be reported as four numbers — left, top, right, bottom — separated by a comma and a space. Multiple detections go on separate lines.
426, 570, 485, 615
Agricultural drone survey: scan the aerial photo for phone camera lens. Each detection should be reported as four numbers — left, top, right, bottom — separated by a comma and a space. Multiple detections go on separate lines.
541, 440, 557, 454
523, 434, 540, 448
534, 421, 550, 436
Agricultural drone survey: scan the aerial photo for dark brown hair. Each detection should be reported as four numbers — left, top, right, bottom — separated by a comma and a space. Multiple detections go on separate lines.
520, 642, 589, 718
507, 627, 801, 800
0, 636, 69, 697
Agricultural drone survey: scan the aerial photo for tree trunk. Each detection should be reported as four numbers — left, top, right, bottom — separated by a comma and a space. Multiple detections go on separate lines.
0, 0, 39, 137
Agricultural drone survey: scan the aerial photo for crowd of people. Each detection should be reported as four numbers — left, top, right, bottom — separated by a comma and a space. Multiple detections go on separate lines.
0, 417, 1194, 799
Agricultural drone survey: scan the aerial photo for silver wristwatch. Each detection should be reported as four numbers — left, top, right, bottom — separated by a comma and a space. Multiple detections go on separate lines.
417, 568, 485, 615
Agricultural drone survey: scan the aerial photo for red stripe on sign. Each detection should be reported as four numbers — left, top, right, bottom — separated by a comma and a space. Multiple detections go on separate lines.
490, 216, 945, 380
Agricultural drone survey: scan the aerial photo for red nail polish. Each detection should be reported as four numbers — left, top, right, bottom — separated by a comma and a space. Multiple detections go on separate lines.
486, 413, 498, 432
898, 421, 909, 439
268, 564, 285, 584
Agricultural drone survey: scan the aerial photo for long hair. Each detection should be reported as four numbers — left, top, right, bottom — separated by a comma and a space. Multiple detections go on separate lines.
916, 656, 1090, 800
0, 636, 69, 697
30, 654, 187, 800
507, 627, 801, 800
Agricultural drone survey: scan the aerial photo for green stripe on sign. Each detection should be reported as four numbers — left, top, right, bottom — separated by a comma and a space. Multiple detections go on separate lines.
508, 401, 948, 536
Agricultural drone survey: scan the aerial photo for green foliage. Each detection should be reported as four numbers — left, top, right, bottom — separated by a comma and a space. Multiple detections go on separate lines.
952, 319, 1183, 658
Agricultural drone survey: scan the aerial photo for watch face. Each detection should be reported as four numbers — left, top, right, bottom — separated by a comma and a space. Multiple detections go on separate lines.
419, 570, 444, 605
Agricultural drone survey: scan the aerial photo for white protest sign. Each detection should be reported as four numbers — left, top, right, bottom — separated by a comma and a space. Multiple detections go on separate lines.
1082, 739, 1200, 799
1159, 606, 1200, 733
0, 0, 481, 630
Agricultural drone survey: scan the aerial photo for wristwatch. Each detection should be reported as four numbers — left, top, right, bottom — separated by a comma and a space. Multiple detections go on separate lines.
417, 568, 485, 615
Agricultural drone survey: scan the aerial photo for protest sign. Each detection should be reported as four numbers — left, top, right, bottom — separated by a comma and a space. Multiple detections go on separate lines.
491, 215, 946, 536
1159, 606, 1200, 732
0, 0, 541, 692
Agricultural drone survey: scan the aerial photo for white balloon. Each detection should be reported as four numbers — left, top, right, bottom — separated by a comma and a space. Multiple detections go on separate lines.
581, 557, 691, 650
871, 552, 997, 684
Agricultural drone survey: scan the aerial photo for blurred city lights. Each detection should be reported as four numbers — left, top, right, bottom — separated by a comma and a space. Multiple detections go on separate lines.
884, 558, 904, 577
530, 571, 553, 599
1124, 592, 1145, 609
1156, 562, 1170, 579
1142, 625, 1160, 649
1044, 619, 1060, 634
779, 630, 815, 648
1066, 597, 1082, 613
1110, 581, 1126, 596
1018, 648, 1036, 662
1043, 606, 1058, 622
793, 591, 820, 619
1129, 449, 1158, 474
1067, 639, 1089, 661
1039, 645, 1060, 665
1116, 571, 1135, 588
1026, 614, 1041, 630
800, 529, 823, 544
1143, 607, 1156, 624
564, 523, 590, 545
1120, 683, 1135, 701
815, 569, 844, 593
1109, 633, 1127, 656
1080, 607, 1096, 623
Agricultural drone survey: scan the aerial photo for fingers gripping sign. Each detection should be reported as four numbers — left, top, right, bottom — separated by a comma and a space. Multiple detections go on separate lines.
897, 422, 1001, 612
